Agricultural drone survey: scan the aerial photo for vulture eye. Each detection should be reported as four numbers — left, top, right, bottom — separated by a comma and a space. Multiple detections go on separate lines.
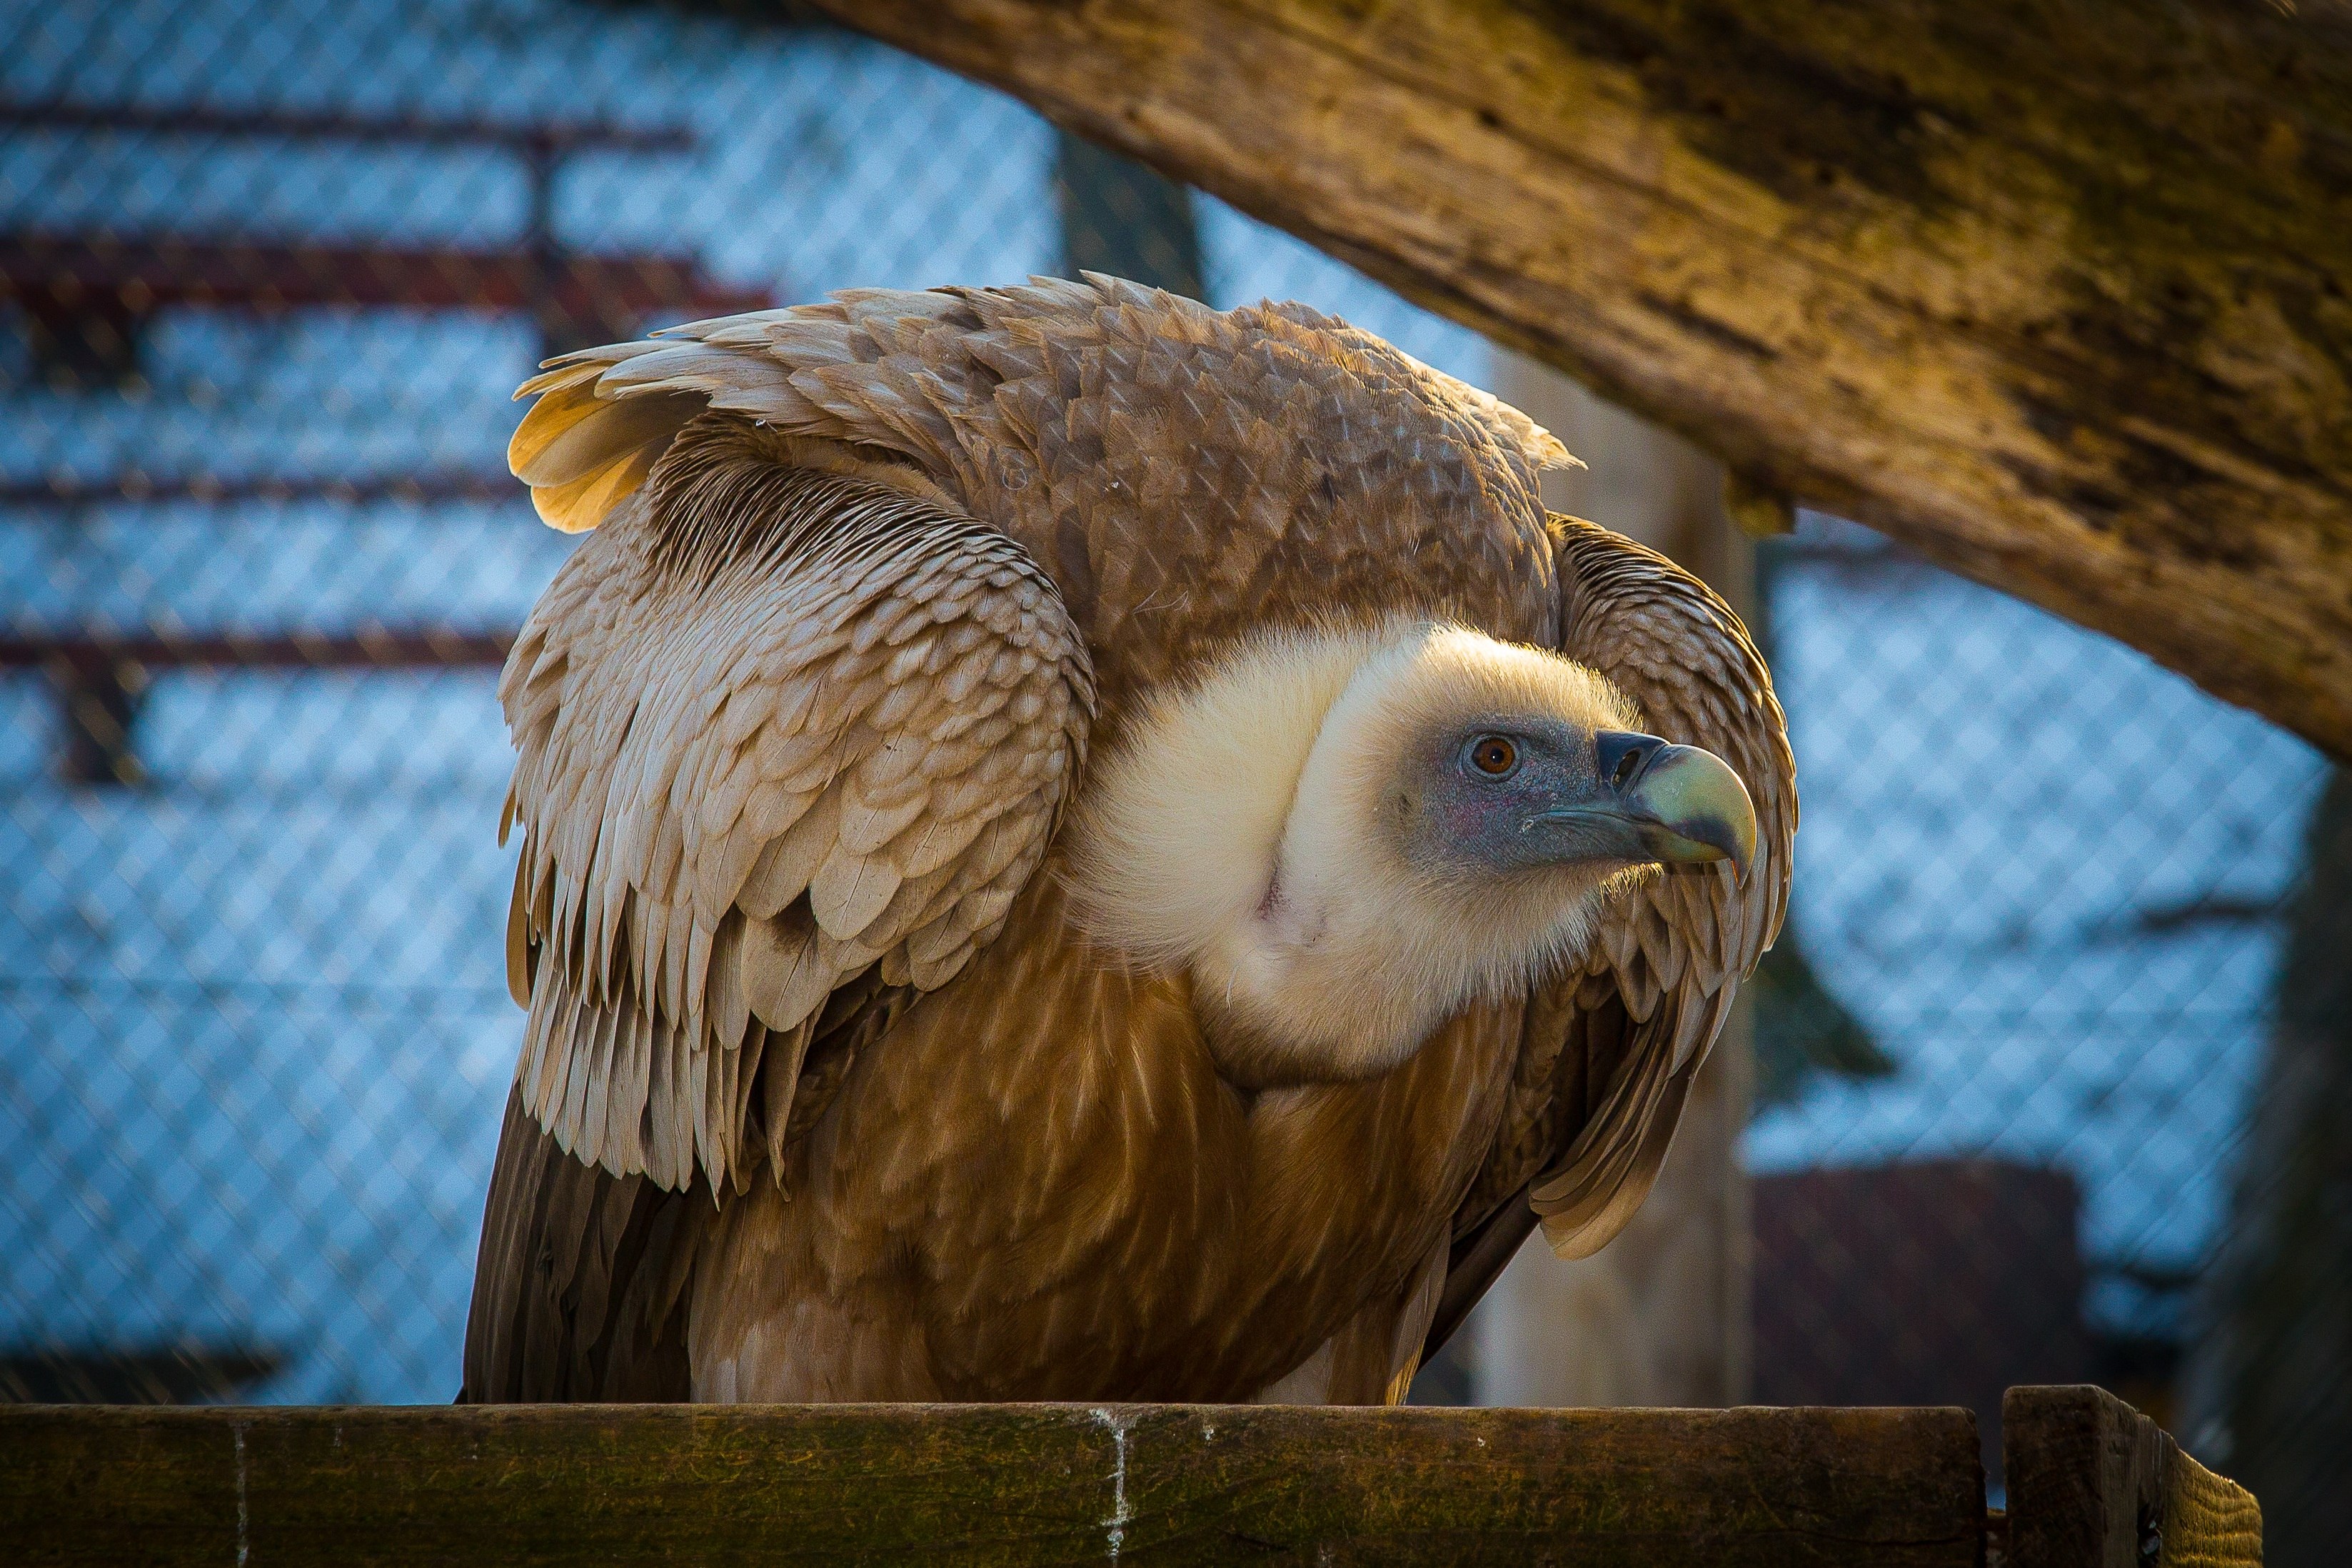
1468, 736, 1519, 778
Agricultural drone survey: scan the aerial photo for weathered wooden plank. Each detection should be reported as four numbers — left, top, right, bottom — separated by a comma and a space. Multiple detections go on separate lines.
801, 0, 2352, 759
2003, 1384, 2262, 1567
1, 1402, 1981, 1565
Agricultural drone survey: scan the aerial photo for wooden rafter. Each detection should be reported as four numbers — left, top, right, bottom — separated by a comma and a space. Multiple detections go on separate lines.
805, 0, 2352, 758
0, 1387, 2258, 1565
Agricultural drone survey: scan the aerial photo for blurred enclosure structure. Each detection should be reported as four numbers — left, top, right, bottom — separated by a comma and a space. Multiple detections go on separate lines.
0, 0, 2340, 1554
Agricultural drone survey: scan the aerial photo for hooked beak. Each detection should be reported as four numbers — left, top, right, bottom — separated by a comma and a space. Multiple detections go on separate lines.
1527, 730, 1757, 883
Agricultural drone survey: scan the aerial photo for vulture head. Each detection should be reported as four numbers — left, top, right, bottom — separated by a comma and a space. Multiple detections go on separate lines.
1069, 619, 1757, 1087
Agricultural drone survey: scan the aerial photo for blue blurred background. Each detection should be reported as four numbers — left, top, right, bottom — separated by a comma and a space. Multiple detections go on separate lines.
0, 0, 2338, 1554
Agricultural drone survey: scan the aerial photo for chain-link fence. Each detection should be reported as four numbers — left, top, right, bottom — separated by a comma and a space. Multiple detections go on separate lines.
1, 0, 2338, 1557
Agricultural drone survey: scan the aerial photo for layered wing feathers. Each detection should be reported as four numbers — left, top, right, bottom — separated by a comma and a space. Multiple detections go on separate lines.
502, 427, 1094, 1193
506, 282, 1126, 536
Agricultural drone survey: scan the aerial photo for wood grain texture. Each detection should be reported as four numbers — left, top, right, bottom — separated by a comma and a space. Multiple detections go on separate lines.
2003, 1384, 2262, 1568
801, 0, 2352, 758
0, 1402, 1982, 1565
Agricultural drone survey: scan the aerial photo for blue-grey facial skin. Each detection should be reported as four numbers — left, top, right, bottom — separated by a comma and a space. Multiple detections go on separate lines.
1403, 718, 1630, 876
1402, 722, 1757, 882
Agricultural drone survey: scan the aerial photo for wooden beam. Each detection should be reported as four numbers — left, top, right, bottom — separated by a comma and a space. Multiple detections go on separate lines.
803, 1, 2352, 758
2002, 1384, 2262, 1568
0, 1402, 1985, 1565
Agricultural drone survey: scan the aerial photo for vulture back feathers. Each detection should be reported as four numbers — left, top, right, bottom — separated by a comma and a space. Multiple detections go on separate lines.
463, 276, 1792, 1407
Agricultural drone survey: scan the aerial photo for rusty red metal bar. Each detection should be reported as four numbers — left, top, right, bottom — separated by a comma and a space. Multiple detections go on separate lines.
0, 101, 693, 154
0, 630, 517, 672
0, 233, 769, 318
0, 472, 523, 508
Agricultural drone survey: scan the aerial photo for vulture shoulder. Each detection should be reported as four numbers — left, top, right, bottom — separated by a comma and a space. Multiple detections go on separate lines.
1424, 516, 1796, 1358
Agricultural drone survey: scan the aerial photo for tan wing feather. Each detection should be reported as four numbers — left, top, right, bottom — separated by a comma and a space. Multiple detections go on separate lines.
501, 421, 1095, 1193
508, 296, 978, 533
503, 277, 1272, 546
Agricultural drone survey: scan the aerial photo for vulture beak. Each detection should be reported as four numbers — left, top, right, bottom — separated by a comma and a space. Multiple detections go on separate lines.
1526, 730, 1757, 883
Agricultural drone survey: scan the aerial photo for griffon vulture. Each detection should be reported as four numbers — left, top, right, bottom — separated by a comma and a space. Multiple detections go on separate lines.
461, 276, 1792, 1406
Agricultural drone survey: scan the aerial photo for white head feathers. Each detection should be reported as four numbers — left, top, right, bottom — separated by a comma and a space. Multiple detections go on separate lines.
1064, 620, 1649, 1085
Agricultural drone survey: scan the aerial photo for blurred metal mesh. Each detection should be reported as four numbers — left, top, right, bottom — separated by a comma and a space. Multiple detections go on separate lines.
0, 0, 2336, 1549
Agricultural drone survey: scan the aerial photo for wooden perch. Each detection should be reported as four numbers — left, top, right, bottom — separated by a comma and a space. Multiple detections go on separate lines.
0, 1389, 2255, 1564
805, 0, 2352, 758
2003, 1386, 2263, 1568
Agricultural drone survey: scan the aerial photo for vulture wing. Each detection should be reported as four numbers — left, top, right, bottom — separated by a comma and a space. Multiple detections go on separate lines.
498, 438, 1094, 1194
466, 286, 1118, 1400
463, 396, 1092, 1397
1424, 517, 1796, 1357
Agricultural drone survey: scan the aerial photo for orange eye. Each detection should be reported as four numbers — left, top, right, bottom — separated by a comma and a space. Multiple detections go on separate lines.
1470, 736, 1517, 776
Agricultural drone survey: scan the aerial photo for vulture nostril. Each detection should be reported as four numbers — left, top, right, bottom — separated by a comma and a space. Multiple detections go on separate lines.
1596, 730, 1666, 790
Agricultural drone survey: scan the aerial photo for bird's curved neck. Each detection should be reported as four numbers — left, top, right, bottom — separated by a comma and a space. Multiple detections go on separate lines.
1065, 624, 1458, 1084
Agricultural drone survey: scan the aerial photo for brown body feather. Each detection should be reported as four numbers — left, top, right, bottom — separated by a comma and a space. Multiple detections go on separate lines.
461, 277, 1791, 1405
